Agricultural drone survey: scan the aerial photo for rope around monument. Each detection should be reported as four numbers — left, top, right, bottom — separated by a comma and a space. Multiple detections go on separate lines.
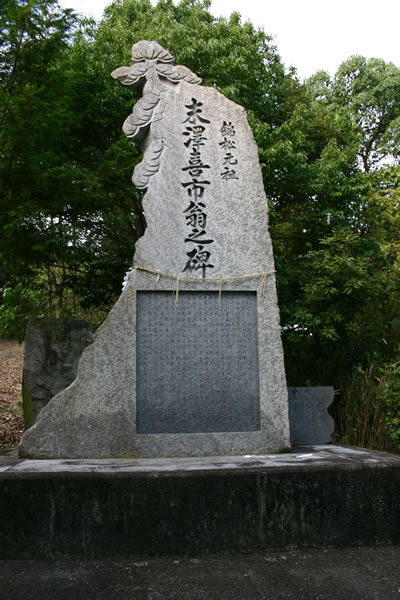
128, 265, 276, 305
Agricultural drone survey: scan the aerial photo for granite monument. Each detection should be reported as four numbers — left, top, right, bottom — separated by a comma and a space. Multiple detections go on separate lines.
19, 41, 290, 458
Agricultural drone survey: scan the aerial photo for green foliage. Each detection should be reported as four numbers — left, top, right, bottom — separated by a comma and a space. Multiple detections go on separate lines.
267, 58, 400, 391
1, 0, 141, 315
99, 0, 285, 113
1, 0, 77, 283
333, 56, 400, 171
0, 269, 110, 340
271, 68, 400, 446
0, 278, 46, 341
376, 355, 400, 444
334, 355, 400, 453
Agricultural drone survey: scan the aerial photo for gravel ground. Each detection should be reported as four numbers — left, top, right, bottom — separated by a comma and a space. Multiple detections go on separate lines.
0, 547, 399, 600
0, 340, 24, 448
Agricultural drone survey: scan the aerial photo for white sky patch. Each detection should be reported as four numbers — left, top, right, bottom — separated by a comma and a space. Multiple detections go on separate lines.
59, 0, 400, 80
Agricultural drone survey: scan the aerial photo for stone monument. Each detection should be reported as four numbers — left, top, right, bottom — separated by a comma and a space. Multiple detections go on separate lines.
19, 41, 290, 458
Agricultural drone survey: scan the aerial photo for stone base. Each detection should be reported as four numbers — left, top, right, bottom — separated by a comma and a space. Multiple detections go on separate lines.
0, 446, 399, 558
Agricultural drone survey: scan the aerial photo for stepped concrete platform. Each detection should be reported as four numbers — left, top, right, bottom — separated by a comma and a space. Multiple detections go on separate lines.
0, 445, 399, 558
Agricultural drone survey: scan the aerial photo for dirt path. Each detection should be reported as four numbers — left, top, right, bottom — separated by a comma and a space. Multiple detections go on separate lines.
0, 341, 24, 448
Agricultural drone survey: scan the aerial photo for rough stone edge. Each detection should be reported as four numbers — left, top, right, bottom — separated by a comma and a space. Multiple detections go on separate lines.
18, 283, 136, 459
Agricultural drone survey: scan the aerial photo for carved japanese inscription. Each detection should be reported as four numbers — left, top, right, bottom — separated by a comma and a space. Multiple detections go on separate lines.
181, 98, 214, 277
111, 40, 262, 279
219, 121, 239, 180
136, 291, 260, 434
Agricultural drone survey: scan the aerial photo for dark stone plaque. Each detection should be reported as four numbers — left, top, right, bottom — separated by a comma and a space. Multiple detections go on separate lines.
288, 387, 334, 445
136, 291, 260, 434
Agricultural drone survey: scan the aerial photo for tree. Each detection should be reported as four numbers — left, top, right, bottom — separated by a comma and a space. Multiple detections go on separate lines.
1, 0, 78, 320
0, 0, 140, 328
333, 56, 400, 172
258, 57, 400, 389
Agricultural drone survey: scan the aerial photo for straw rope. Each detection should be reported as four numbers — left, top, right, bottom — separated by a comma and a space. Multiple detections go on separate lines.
127, 265, 275, 304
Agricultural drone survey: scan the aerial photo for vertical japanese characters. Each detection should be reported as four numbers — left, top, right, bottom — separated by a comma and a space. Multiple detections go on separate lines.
219, 121, 239, 180
181, 98, 214, 278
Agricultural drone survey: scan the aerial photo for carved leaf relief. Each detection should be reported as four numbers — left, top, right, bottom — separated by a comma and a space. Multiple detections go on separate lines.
113, 42, 202, 189
131, 40, 173, 63
156, 63, 201, 85
153, 63, 175, 77
111, 63, 149, 87
132, 139, 164, 189
122, 93, 160, 139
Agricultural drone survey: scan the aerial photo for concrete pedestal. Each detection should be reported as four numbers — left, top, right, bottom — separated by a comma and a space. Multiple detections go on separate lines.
1, 445, 399, 557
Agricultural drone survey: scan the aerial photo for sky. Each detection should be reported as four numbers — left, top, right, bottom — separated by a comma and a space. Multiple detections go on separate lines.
59, 0, 400, 80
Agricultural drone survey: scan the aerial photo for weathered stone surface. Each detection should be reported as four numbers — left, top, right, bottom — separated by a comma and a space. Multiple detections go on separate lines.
22, 319, 95, 427
288, 387, 334, 445
19, 41, 290, 458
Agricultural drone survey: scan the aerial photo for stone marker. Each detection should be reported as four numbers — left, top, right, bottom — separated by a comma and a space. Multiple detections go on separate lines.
288, 387, 334, 445
22, 318, 95, 428
19, 41, 290, 458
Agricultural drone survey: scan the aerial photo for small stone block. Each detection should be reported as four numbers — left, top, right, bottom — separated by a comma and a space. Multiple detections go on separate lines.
288, 387, 334, 445
22, 318, 95, 424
